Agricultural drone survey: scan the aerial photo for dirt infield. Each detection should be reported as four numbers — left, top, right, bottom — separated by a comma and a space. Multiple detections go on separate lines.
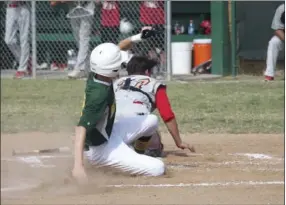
1, 132, 284, 205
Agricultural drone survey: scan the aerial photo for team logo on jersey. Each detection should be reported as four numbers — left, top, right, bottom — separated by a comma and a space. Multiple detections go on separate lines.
134, 78, 151, 89
116, 78, 151, 90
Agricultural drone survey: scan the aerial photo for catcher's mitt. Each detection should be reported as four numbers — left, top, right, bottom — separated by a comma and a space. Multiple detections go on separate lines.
145, 143, 164, 158
141, 26, 164, 40
144, 131, 164, 158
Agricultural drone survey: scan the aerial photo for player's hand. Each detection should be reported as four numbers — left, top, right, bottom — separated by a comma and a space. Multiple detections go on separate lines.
177, 142, 196, 153
141, 26, 158, 40
72, 166, 88, 185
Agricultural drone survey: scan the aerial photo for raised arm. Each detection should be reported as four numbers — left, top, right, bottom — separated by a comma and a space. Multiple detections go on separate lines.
118, 26, 155, 50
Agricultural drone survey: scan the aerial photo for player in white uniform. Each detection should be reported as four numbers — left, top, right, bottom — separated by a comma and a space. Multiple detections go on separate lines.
4, 1, 31, 79
264, 3, 285, 81
114, 56, 195, 157
72, 27, 165, 184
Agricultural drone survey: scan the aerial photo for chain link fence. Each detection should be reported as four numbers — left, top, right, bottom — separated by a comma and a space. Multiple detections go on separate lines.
0, 1, 167, 79
0, 1, 31, 73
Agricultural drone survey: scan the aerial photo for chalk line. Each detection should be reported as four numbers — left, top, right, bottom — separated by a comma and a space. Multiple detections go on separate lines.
1, 155, 72, 162
229, 153, 284, 161
168, 159, 282, 168
168, 163, 284, 172
16, 156, 55, 168
1, 184, 39, 192
1, 155, 72, 168
107, 181, 284, 188
2, 181, 283, 193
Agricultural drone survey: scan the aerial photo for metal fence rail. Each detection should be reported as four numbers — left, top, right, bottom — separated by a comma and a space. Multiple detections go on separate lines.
0, 1, 167, 79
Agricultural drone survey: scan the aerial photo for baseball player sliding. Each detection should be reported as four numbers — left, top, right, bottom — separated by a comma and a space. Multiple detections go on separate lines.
4, 1, 31, 79
72, 27, 166, 184
114, 54, 195, 157
264, 3, 285, 81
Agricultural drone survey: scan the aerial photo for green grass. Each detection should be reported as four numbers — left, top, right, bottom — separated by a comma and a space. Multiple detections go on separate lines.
1, 78, 284, 134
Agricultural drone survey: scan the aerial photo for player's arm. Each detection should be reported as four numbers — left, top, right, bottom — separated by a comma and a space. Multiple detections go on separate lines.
118, 26, 154, 51
271, 5, 285, 41
74, 126, 86, 168
73, 93, 107, 182
155, 86, 195, 152
275, 29, 285, 41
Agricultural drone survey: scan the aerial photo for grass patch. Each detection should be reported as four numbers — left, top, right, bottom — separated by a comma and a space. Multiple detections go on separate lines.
1, 79, 284, 134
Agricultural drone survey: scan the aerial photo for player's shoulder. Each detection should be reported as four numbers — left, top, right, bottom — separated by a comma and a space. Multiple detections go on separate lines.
130, 75, 164, 83
114, 76, 128, 83
278, 3, 285, 9
86, 75, 110, 100
148, 76, 166, 87
276, 3, 285, 12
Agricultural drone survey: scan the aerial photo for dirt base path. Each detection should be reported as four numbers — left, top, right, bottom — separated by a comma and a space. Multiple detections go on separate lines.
1, 132, 284, 205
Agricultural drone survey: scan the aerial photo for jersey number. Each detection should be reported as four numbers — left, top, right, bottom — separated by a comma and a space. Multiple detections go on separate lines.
134, 78, 151, 89
117, 78, 151, 90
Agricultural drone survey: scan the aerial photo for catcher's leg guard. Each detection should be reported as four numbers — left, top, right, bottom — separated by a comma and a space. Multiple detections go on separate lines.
145, 131, 164, 158
134, 136, 152, 154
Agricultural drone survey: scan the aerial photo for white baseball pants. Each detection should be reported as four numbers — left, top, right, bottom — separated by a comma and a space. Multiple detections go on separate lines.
265, 35, 284, 77
5, 5, 30, 71
70, 16, 92, 71
84, 114, 165, 176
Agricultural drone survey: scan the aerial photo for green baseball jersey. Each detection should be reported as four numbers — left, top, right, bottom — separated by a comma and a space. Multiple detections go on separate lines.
78, 74, 116, 147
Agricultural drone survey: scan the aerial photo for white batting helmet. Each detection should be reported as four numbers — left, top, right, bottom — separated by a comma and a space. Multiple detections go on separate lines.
90, 43, 122, 78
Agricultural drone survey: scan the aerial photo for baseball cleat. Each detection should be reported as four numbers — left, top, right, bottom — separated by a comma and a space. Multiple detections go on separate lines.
264, 75, 274, 81
14, 71, 31, 79
68, 70, 86, 79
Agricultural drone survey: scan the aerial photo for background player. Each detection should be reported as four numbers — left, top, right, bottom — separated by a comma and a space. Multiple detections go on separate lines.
72, 27, 165, 184
264, 3, 285, 81
113, 56, 196, 157
4, 1, 31, 79
66, 1, 95, 79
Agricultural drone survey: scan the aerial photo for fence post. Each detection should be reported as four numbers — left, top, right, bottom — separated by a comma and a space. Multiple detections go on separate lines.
31, 1, 36, 79
166, 0, 172, 81
211, 1, 230, 76
231, 0, 237, 77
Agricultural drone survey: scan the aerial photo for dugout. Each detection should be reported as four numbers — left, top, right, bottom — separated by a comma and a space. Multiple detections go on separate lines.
171, 1, 231, 76
172, 1, 285, 76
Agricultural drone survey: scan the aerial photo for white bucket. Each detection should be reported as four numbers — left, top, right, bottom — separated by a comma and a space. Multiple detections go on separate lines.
171, 42, 192, 75
193, 39, 212, 44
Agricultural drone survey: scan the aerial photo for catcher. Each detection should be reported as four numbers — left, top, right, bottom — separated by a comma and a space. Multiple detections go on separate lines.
114, 56, 196, 158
